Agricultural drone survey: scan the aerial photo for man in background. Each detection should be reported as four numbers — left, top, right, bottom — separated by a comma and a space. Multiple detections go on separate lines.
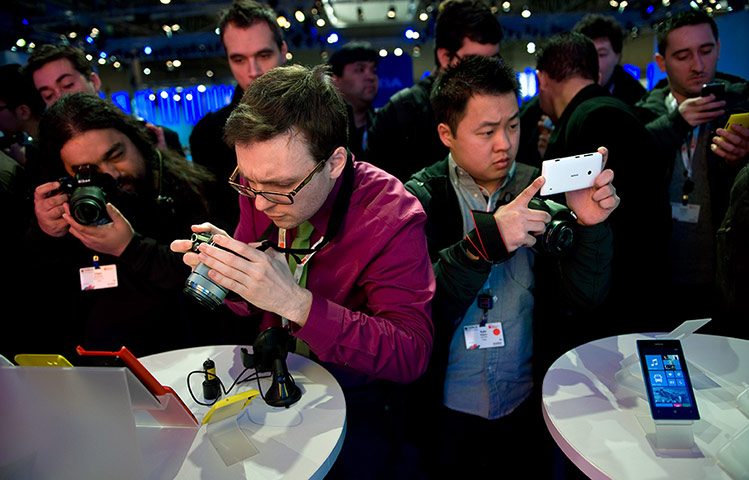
24, 44, 184, 158
366, 0, 503, 182
329, 41, 379, 161
535, 32, 670, 343
574, 13, 647, 105
635, 10, 749, 324
189, 0, 287, 230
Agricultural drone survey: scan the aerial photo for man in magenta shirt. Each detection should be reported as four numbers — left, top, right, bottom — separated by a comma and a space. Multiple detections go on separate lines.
172, 64, 435, 478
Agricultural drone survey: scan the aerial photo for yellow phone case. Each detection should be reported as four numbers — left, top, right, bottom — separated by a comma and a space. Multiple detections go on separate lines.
202, 390, 261, 425
14, 354, 74, 367
724, 112, 749, 133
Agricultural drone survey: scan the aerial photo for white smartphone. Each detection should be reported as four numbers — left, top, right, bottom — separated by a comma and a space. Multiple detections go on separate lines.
541, 152, 603, 196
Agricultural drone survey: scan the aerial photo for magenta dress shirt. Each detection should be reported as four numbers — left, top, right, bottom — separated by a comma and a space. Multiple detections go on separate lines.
228, 160, 435, 388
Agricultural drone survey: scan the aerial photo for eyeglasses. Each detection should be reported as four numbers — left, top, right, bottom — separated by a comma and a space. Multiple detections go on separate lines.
228, 158, 328, 205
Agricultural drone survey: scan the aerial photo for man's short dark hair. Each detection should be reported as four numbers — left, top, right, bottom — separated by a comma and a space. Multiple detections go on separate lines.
573, 14, 624, 54
224, 64, 348, 162
218, 0, 284, 50
23, 44, 95, 80
328, 42, 379, 77
536, 32, 599, 83
431, 55, 519, 134
434, 0, 503, 66
656, 10, 719, 55
0, 64, 45, 116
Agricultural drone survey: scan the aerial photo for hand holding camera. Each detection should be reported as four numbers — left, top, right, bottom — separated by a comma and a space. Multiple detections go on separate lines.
34, 181, 70, 238
494, 176, 552, 253
172, 224, 314, 325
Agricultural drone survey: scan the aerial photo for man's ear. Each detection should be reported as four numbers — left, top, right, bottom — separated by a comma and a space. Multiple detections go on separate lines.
654, 53, 666, 73
14, 104, 32, 121
536, 70, 548, 91
436, 47, 452, 71
90, 72, 102, 92
437, 123, 454, 148
280, 41, 289, 66
715, 39, 721, 62
327, 146, 348, 179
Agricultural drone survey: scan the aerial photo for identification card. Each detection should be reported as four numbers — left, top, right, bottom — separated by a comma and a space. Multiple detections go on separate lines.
671, 202, 700, 224
80, 265, 118, 291
463, 322, 505, 350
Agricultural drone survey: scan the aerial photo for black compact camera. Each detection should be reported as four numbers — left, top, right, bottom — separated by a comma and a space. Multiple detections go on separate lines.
528, 197, 577, 256
183, 233, 230, 309
58, 165, 117, 226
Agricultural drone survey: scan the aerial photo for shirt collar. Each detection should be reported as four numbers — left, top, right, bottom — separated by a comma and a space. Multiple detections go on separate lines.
448, 153, 515, 211
304, 163, 344, 238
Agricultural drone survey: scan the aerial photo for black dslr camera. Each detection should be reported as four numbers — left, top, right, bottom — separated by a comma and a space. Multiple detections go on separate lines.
528, 197, 577, 256
58, 165, 118, 226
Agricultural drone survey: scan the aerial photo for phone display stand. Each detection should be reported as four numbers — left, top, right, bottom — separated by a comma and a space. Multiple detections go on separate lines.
615, 320, 710, 451
614, 319, 712, 398
716, 387, 749, 479
634, 417, 696, 449
0, 366, 197, 480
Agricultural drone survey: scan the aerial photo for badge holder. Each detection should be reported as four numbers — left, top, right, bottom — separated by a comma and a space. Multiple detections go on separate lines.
615, 319, 711, 451
716, 386, 749, 478
202, 390, 261, 466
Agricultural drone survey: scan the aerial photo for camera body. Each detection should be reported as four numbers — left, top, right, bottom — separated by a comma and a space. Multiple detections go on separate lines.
183, 233, 229, 309
58, 165, 117, 226
528, 197, 577, 256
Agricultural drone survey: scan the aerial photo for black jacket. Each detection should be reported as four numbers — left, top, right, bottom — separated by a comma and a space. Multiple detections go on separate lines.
189, 87, 243, 231
366, 74, 448, 183
545, 83, 671, 325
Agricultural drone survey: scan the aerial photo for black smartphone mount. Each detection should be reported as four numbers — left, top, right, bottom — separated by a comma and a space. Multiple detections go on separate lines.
241, 327, 302, 408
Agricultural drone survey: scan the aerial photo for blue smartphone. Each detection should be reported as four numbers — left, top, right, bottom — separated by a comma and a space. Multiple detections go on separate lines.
636, 339, 700, 421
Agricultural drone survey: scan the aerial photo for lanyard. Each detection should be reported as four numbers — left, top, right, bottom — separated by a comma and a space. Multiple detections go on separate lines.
680, 126, 700, 180
277, 227, 324, 284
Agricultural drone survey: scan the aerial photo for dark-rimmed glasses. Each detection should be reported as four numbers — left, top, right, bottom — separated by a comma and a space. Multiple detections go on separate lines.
228, 158, 327, 205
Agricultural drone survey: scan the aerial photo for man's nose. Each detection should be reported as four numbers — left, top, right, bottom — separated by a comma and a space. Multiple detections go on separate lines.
247, 58, 261, 79
692, 54, 706, 72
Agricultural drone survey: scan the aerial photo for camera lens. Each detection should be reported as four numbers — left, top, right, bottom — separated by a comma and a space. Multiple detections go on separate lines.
184, 262, 228, 309
544, 220, 575, 256
70, 186, 108, 225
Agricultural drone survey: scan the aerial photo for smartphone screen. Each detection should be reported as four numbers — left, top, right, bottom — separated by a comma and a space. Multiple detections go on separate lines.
637, 339, 700, 420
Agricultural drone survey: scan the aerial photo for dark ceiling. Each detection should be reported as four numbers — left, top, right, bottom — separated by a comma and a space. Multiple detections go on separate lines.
1, 0, 737, 66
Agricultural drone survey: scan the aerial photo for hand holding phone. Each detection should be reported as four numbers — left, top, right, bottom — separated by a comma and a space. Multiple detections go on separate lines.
540, 152, 602, 196
637, 339, 700, 421
713, 112, 749, 165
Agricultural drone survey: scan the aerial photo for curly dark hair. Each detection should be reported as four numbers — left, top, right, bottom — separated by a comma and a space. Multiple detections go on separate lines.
434, 0, 503, 67
38, 93, 213, 207
23, 44, 95, 80
573, 14, 624, 54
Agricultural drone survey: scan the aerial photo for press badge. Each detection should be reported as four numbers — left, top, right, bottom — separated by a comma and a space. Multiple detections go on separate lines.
80, 264, 118, 290
671, 202, 700, 224
464, 323, 505, 350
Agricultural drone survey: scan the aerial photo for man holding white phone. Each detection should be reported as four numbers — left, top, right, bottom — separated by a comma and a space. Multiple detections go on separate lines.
403, 55, 618, 477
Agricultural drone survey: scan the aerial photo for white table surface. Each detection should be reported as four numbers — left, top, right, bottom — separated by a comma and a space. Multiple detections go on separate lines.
542, 333, 749, 479
140, 345, 346, 480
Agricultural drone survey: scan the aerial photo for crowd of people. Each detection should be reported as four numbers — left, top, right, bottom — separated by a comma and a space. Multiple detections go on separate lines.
1, 0, 747, 478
